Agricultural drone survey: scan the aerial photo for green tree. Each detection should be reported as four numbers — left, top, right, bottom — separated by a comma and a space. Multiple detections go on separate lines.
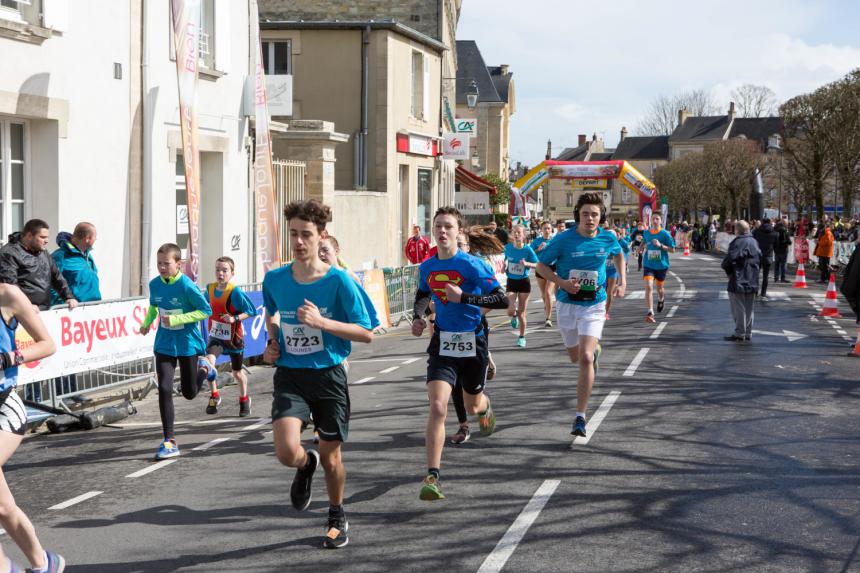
482, 172, 511, 207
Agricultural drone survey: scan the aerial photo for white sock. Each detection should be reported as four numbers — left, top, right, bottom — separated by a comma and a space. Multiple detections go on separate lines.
576, 411, 586, 420
31, 552, 49, 573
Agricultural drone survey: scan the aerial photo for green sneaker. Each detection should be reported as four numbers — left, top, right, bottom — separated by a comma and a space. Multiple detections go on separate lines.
593, 344, 601, 377
419, 475, 445, 500
478, 399, 496, 436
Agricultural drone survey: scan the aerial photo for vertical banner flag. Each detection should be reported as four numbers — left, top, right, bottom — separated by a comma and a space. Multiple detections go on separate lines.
661, 202, 668, 223
171, 0, 202, 281
252, 0, 281, 274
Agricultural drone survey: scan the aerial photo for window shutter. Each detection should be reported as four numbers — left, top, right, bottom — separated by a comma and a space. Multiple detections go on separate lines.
43, 0, 69, 32
214, 0, 230, 73
422, 53, 430, 120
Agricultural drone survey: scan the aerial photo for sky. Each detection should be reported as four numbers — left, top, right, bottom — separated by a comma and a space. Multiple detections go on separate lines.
457, 0, 860, 167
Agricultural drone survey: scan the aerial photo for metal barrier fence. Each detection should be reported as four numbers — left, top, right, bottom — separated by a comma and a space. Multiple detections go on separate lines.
383, 265, 420, 326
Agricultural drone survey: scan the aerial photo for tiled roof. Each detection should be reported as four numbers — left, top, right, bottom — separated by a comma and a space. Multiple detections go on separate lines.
670, 116, 732, 141
612, 136, 670, 160
456, 41, 502, 105
488, 66, 512, 103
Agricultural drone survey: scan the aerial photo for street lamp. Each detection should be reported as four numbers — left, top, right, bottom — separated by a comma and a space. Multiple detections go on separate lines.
767, 134, 783, 219
466, 80, 479, 109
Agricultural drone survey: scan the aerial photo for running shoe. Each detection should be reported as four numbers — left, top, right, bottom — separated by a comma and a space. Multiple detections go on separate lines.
646, 311, 656, 323
487, 354, 496, 381
290, 449, 319, 511
510, 316, 518, 329
478, 399, 496, 436
419, 475, 445, 500
323, 515, 349, 549
25, 551, 65, 573
449, 425, 470, 444
517, 336, 526, 348
239, 397, 251, 417
155, 440, 180, 460
205, 395, 221, 415
571, 415, 587, 438
593, 344, 601, 377
544, 319, 552, 328
657, 299, 665, 313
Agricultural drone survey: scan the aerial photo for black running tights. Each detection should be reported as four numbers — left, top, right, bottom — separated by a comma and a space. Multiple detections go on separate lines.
452, 382, 468, 425
156, 353, 200, 441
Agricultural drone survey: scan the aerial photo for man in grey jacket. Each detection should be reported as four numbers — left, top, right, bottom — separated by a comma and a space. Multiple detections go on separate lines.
721, 220, 761, 341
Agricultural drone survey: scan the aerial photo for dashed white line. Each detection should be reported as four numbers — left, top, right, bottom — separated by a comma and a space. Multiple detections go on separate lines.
666, 305, 679, 318
193, 437, 232, 451
353, 377, 375, 385
242, 418, 270, 431
650, 322, 668, 339
49, 491, 103, 510
126, 460, 177, 478
573, 391, 621, 445
623, 348, 650, 377
401, 357, 421, 365
379, 366, 400, 374
836, 329, 847, 335
476, 479, 560, 573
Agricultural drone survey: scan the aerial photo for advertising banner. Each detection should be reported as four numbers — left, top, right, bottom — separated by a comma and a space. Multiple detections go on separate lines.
252, 0, 281, 275
549, 163, 621, 180
570, 179, 608, 189
454, 191, 491, 215
171, 0, 202, 282
442, 133, 469, 160
514, 163, 550, 197
356, 269, 392, 329
618, 162, 657, 199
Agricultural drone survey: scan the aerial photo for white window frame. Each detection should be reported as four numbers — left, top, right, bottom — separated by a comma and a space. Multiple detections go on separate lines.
411, 50, 424, 120
0, 118, 31, 241
0, 0, 30, 23
198, 0, 215, 70
262, 39, 292, 75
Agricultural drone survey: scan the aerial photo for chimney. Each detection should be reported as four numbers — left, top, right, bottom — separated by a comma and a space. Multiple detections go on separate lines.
545, 139, 552, 160
620, 126, 628, 142
728, 101, 736, 119
578, 134, 586, 146
499, 64, 509, 75
678, 108, 689, 127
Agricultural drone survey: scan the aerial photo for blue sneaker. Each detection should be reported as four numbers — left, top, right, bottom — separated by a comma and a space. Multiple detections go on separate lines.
25, 550, 65, 573
155, 440, 180, 460
510, 316, 518, 329
517, 336, 526, 348
571, 416, 587, 438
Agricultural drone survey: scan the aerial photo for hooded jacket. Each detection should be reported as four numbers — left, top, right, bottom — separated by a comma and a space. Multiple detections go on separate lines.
51, 231, 101, 305
0, 232, 73, 309
752, 220, 778, 260
814, 228, 834, 259
721, 232, 761, 294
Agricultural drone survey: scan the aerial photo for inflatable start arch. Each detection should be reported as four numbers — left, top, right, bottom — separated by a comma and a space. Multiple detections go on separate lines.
513, 160, 659, 222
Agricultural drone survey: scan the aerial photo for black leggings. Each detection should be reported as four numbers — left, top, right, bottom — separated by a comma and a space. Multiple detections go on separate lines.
156, 353, 200, 441
452, 383, 467, 425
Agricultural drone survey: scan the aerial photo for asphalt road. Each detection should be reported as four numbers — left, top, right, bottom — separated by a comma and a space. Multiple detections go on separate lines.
4, 253, 860, 572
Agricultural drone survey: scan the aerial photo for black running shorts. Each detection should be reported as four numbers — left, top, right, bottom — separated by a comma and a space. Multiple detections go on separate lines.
426, 331, 489, 395
272, 364, 350, 442
205, 339, 244, 371
506, 277, 532, 294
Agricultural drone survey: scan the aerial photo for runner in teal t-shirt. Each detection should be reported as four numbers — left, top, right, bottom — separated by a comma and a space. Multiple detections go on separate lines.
138, 243, 212, 461
536, 193, 626, 440
262, 200, 376, 550
504, 225, 539, 347
530, 221, 557, 327
639, 213, 676, 323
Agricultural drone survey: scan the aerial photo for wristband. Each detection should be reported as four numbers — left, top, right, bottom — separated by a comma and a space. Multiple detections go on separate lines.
14, 349, 24, 366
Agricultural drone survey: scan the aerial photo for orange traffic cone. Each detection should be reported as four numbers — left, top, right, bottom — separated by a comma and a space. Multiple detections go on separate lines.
850, 328, 860, 357
683, 241, 690, 257
820, 274, 842, 317
792, 262, 807, 289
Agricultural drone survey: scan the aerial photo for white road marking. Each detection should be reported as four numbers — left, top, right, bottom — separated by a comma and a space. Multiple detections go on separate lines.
126, 460, 177, 478
353, 377, 375, 385
241, 418, 270, 431
49, 491, 103, 510
666, 305, 679, 318
401, 357, 421, 365
476, 479, 560, 573
623, 348, 649, 377
573, 391, 621, 445
649, 322, 668, 339
626, 291, 645, 299
750, 329, 807, 342
193, 437, 232, 451
379, 366, 400, 374
350, 358, 414, 364
836, 329, 847, 335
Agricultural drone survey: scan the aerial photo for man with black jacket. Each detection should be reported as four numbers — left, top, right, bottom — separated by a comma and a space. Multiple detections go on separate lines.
773, 219, 791, 283
722, 220, 761, 341
753, 218, 778, 300
0, 219, 78, 311
841, 239, 860, 326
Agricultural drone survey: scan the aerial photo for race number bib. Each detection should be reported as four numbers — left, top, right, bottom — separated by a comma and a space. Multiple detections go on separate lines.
158, 308, 183, 331
568, 269, 599, 301
209, 320, 231, 341
647, 249, 662, 262
507, 261, 526, 276
439, 331, 476, 358
281, 322, 324, 355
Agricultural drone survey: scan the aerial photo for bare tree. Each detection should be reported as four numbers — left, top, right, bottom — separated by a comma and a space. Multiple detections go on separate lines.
636, 89, 719, 136
817, 70, 860, 215
731, 84, 778, 118
780, 92, 833, 217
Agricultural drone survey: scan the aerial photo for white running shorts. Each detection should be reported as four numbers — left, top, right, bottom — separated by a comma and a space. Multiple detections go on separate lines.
557, 301, 606, 347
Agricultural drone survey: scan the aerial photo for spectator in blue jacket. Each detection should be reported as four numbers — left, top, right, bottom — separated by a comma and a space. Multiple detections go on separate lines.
51, 222, 101, 305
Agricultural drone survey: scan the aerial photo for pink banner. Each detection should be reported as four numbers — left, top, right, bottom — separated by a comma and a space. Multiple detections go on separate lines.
253, 7, 281, 274
171, 0, 202, 281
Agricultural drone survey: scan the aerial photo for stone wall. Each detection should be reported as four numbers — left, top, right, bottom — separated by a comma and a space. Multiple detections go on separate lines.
259, 0, 441, 40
